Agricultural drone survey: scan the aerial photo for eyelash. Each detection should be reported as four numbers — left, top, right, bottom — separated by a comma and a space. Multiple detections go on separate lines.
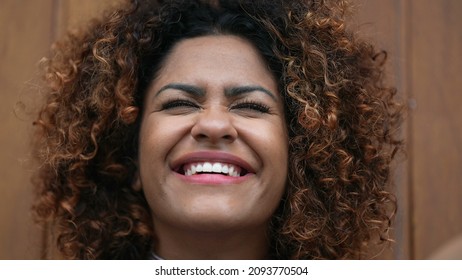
231, 100, 270, 113
161, 99, 200, 110
160, 98, 270, 114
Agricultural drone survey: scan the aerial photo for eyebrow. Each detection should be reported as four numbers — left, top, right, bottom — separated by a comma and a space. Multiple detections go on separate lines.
155, 83, 205, 97
225, 85, 276, 100
155, 83, 276, 100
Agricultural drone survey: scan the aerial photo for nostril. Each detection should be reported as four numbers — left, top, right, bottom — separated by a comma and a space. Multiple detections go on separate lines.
191, 125, 237, 143
190, 110, 238, 143
222, 134, 235, 141
195, 133, 208, 140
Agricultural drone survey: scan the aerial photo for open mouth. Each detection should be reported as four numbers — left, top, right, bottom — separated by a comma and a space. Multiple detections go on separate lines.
177, 162, 249, 177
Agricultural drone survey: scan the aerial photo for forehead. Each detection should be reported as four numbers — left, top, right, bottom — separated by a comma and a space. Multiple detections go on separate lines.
153, 35, 276, 86
166, 35, 264, 63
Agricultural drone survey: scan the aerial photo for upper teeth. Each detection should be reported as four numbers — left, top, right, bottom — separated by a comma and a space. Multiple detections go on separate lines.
183, 162, 242, 177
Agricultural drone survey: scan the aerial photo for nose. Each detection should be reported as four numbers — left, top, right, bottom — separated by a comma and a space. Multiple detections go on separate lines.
191, 106, 238, 144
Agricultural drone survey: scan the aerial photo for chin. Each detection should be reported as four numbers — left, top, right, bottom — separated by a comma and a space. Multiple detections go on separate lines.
177, 206, 265, 232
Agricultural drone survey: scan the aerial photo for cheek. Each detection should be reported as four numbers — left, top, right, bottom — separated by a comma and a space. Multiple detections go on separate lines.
139, 120, 161, 161
139, 116, 180, 155
239, 118, 288, 180
138, 115, 193, 180
138, 126, 161, 192
253, 123, 288, 218
255, 121, 288, 162
262, 122, 289, 193
138, 118, 172, 182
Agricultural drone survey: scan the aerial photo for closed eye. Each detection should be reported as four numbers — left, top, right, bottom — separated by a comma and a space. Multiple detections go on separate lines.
161, 99, 201, 111
231, 100, 270, 114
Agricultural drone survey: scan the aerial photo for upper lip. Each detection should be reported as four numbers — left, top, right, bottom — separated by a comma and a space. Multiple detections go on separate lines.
171, 151, 255, 174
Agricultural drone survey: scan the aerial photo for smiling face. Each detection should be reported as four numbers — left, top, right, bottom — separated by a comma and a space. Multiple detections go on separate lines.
138, 35, 288, 237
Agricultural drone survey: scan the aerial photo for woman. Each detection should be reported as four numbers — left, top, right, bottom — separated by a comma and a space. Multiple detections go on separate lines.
32, 0, 403, 259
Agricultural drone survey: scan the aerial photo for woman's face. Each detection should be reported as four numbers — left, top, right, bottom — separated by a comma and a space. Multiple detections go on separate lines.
138, 35, 288, 234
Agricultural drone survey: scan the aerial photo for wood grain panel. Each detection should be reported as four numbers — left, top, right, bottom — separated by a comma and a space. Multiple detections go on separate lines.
409, 0, 462, 259
352, 0, 411, 259
56, 0, 123, 38
0, 0, 54, 259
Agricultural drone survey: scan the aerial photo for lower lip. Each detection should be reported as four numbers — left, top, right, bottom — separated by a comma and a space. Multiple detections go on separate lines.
174, 172, 252, 185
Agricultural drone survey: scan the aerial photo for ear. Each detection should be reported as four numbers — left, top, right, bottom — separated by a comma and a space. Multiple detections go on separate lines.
132, 171, 142, 191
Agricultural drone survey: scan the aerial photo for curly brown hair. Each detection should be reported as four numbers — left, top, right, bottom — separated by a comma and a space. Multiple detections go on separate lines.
32, 0, 403, 259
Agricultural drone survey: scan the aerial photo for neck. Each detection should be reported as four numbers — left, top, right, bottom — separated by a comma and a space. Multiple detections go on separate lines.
152, 223, 270, 260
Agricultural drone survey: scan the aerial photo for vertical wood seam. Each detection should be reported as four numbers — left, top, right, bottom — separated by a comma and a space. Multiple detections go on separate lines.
403, 0, 416, 260
40, 0, 61, 260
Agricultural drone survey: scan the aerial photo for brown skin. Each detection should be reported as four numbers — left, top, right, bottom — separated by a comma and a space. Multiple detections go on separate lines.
138, 35, 288, 259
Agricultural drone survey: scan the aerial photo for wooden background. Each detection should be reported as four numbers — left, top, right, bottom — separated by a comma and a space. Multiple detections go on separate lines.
1, 0, 461, 259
